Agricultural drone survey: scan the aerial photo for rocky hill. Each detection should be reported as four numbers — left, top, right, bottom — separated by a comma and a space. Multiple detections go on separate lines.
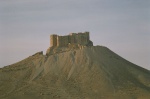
0, 46, 150, 99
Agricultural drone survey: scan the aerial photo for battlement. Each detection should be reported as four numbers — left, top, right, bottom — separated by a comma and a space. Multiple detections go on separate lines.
50, 32, 93, 47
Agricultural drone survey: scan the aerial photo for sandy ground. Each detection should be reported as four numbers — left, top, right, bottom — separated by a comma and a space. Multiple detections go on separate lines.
0, 46, 150, 99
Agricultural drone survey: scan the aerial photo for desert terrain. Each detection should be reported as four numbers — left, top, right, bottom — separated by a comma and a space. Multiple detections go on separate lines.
0, 46, 150, 99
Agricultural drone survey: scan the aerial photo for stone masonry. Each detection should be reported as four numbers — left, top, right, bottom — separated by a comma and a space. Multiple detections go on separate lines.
50, 32, 93, 47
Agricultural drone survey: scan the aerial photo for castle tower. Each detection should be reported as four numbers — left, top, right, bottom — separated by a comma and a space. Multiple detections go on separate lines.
50, 34, 57, 47
85, 31, 90, 40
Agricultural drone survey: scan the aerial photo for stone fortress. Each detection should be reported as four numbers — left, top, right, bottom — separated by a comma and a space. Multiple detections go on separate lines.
50, 32, 93, 47
46, 32, 93, 55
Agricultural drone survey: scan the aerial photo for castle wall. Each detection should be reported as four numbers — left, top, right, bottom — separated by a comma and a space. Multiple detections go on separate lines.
64, 36, 69, 46
76, 34, 81, 44
61, 35, 69, 47
70, 33, 76, 44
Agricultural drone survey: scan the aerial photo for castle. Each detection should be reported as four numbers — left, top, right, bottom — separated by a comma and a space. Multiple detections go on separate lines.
46, 32, 93, 55
50, 32, 93, 47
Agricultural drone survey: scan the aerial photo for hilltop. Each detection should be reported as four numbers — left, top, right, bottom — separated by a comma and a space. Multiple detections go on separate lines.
0, 32, 150, 99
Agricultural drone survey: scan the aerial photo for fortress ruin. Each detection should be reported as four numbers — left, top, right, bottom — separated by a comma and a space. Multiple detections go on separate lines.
46, 32, 93, 55
50, 32, 93, 47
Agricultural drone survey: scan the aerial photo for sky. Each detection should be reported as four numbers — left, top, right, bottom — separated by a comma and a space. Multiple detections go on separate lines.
0, 0, 150, 70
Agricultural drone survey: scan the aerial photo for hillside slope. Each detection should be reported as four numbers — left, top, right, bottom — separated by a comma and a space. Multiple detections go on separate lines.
0, 46, 150, 99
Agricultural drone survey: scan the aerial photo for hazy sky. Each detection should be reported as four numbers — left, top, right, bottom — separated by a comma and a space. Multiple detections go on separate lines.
0, 0, 150, 70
